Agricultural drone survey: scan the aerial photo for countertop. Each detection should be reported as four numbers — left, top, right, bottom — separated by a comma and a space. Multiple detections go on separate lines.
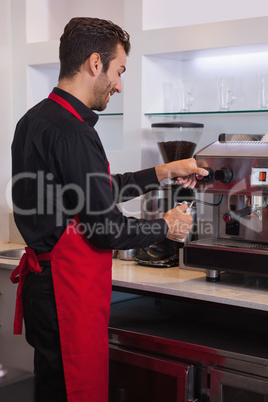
1, 242, 268, 312
112, 258, 268, 312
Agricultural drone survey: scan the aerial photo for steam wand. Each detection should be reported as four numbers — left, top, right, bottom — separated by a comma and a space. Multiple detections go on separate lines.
223, 196, 268, 223
247, 195, 268, 221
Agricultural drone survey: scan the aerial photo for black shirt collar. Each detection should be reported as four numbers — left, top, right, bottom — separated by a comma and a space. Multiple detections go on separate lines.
52, 87, 99, 127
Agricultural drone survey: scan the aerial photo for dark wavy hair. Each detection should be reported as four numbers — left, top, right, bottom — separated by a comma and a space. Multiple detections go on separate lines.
59, 17, 131, 80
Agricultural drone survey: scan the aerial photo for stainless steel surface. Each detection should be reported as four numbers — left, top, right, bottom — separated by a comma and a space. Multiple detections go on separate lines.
206, 269, 220, 281
183, 134, 268, 278
118, 249, 139, 261
0, 249, 24, 260
195, 141, 268, 195
140, 186, 192, 268
141, 187, 181, 220
218, 133, 265, 142
174, 201, 196, 243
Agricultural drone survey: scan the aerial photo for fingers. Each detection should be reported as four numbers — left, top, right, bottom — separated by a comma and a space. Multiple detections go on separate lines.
169, 216, 192, 240
196, 167, 209, 177
157, 158, 209, 183
175, 203, 188, 212
177, 165, 209, 188
177, 174, 197, 189
163, 205, 193, 241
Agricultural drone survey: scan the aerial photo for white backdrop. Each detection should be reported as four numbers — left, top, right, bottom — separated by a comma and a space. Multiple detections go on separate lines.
143, 0, 268, 30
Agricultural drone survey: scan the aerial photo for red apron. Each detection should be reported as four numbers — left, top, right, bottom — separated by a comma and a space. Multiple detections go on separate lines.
11, 92, 113, 402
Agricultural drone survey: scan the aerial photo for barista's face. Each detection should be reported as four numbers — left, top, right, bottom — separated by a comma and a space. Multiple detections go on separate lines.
92, 44, 126, 111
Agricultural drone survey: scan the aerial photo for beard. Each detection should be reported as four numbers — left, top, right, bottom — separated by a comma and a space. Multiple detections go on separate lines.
92, 72, 112, 111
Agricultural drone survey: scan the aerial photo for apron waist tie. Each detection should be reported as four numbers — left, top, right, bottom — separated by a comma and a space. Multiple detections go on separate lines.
10, 247, 52, 334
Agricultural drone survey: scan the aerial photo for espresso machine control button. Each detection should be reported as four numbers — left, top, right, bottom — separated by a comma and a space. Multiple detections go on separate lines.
196, 167, 214, 182
223, 213, 232, 223
223, 205, 252, 223
214, 167, 233, 183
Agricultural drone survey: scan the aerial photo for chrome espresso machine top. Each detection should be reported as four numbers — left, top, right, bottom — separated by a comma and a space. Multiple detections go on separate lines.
182, 133, 268, 281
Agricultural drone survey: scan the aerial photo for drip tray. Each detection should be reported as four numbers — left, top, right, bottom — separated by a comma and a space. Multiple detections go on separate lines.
187, 238, 268, 253
184, 238, 268, 276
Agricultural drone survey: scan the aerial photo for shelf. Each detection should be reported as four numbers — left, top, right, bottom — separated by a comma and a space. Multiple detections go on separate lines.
98, 113, 123, 117
145, 109, 268, 116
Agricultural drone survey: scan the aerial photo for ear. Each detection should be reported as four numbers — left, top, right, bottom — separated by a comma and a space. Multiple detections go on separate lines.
87, 53, 103, 77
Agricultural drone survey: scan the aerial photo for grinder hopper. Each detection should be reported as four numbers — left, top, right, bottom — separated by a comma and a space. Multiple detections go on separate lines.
152, 122, 204, 163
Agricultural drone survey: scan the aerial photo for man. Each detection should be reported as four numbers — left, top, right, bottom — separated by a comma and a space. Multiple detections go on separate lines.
11, 17, 208, 402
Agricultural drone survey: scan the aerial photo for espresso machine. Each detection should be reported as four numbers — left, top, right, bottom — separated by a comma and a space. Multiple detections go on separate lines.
135, 122, 204, 267
181, 133, 268, 281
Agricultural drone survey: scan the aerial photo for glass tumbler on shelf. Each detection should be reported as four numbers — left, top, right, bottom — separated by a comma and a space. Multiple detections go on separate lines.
177, 77, 194, 112
257, 72, 268, 109
216, 76, 236, 111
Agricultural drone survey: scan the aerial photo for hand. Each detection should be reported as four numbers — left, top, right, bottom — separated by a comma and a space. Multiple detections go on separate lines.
155, 158, 208, 189
163, 203, 193, 241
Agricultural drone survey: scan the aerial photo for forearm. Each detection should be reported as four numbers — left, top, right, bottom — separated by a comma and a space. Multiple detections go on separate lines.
155, 158, 209, 188
80, 207, 168, 250
155, 164, 172, 182
112, 167, 160, 202
155, 159, 196, 182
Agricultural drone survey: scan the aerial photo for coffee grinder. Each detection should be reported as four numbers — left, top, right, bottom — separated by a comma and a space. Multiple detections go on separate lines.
135, 122, 204, 267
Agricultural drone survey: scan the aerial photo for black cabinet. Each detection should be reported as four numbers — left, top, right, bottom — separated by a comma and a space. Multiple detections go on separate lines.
210, 367, 268, 402
109, 345, 195, 402
109, 293, 268, 402
0, 367, 34, 402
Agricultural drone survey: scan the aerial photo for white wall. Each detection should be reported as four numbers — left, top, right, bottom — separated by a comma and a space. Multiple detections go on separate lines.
26, 0, 124, 43
0, 0, 12, 242
143, 0, 268, 30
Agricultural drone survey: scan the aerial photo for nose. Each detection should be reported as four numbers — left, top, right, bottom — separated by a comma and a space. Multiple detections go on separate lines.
114, 77, 122, 94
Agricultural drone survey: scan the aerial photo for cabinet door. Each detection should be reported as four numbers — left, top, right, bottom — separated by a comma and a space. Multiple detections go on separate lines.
109, 345, 195, 402
210, 367, 268, 402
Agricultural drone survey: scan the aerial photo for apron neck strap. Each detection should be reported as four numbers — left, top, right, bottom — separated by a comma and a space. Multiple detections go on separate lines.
48, 92, 84, 122
48, 91, 111, 186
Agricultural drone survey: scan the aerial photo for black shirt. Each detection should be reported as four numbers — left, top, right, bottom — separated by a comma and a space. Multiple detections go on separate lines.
12, 87, 167, 253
